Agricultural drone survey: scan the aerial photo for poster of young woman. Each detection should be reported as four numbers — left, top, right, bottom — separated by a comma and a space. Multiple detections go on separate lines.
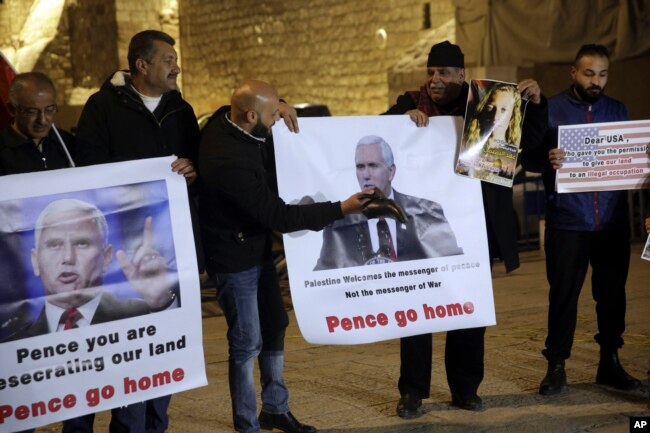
455, 79, 526, 187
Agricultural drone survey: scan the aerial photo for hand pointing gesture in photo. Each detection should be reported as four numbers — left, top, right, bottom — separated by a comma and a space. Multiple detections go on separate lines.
116, 216, 177, 309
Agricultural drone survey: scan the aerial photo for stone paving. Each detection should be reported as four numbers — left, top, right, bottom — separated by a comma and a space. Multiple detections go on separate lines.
36, 246, 649, 433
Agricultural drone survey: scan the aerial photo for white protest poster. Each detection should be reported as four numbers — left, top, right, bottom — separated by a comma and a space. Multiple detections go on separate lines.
0, 157, 206, 432
455, 79, 525, 187
273, 116, 494, 345
556, 119, 650, 193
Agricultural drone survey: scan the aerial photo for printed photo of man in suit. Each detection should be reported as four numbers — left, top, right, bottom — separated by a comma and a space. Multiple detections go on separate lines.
4, 197, 178, 341
314, 135, 463, 270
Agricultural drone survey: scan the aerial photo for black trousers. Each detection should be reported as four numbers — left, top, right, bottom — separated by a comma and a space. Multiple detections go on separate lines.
542, 227, 629, 362
398, 327, 486, 399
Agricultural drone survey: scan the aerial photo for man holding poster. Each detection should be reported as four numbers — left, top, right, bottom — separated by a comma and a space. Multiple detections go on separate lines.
199, 79, 367, 433
521, 44, 642, 396
0, 72, 77, 343
384, 40, 547, 418
74, 29, 200, 433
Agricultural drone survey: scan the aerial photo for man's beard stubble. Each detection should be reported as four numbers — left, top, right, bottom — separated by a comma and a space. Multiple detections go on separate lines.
251, 119, 271, 139
574, 83, 603, 104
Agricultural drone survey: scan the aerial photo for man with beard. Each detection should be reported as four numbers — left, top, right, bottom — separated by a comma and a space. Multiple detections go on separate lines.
199, 79, 367, 433
522, 44, 642, 395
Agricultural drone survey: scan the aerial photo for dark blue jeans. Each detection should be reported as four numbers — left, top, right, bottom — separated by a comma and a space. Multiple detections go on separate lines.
214, 259, 290, 433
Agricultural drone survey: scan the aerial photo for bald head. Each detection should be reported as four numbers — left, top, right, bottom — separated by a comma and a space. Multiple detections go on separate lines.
230, 80, 280, 138
231, 80, 278, 113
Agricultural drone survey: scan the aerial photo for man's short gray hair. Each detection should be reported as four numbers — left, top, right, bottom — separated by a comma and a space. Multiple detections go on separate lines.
34, 199, 109, 246
355, 135, 394, 166
9, 72, 56, 106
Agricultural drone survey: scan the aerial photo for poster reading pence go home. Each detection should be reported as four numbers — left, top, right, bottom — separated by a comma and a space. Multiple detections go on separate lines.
273, 115, 496, 345
0, 157, 206, 432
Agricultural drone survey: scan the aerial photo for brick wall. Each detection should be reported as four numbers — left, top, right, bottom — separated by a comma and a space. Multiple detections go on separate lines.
179, 0, 454, 116
116, 0, 163, 70
67, 1, 119, 88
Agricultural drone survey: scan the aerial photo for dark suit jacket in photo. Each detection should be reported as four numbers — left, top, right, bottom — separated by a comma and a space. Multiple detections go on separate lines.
4, 292, 150, 341
314, 190, 463, 270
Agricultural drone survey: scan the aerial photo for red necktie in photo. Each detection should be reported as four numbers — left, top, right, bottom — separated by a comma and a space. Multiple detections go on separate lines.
61, 307, 81, 330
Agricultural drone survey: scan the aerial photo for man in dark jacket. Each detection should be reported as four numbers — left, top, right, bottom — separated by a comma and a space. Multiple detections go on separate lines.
522, 44, 641, 396
0, 72, 75, 352
0, 78, 75, 433
74, 30, 198, 433
384, 40, 547, 417
199, 79, 366, 433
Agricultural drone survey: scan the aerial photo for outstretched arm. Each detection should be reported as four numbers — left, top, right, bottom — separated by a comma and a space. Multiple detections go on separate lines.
340, 192, 368, 215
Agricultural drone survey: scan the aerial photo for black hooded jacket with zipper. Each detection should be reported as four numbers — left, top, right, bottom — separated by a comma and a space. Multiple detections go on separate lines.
75, 70, 199, 166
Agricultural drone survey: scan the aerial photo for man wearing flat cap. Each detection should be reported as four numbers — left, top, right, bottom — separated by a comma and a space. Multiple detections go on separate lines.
384, 40, 548, 417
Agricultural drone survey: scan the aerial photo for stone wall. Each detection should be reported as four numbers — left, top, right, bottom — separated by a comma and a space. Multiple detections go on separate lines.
0, 0, 70, 105
5, 1, 646, 126
67, 1, 119, 89
0, 0, 33, 49
179, 0, 454, 116
0, 0, 181, 130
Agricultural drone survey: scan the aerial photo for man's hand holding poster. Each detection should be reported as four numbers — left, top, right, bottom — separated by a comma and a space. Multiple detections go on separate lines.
455, 79, 526, 187
0, 157, 206, 432
555, 119, 650, 193
273, 116, 495, 345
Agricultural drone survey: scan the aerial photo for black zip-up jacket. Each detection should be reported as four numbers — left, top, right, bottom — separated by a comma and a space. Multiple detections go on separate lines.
75, 71, 199, 165
74, 70, 203, 272
199, 110, 344, 273
0, 125, 75, 175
